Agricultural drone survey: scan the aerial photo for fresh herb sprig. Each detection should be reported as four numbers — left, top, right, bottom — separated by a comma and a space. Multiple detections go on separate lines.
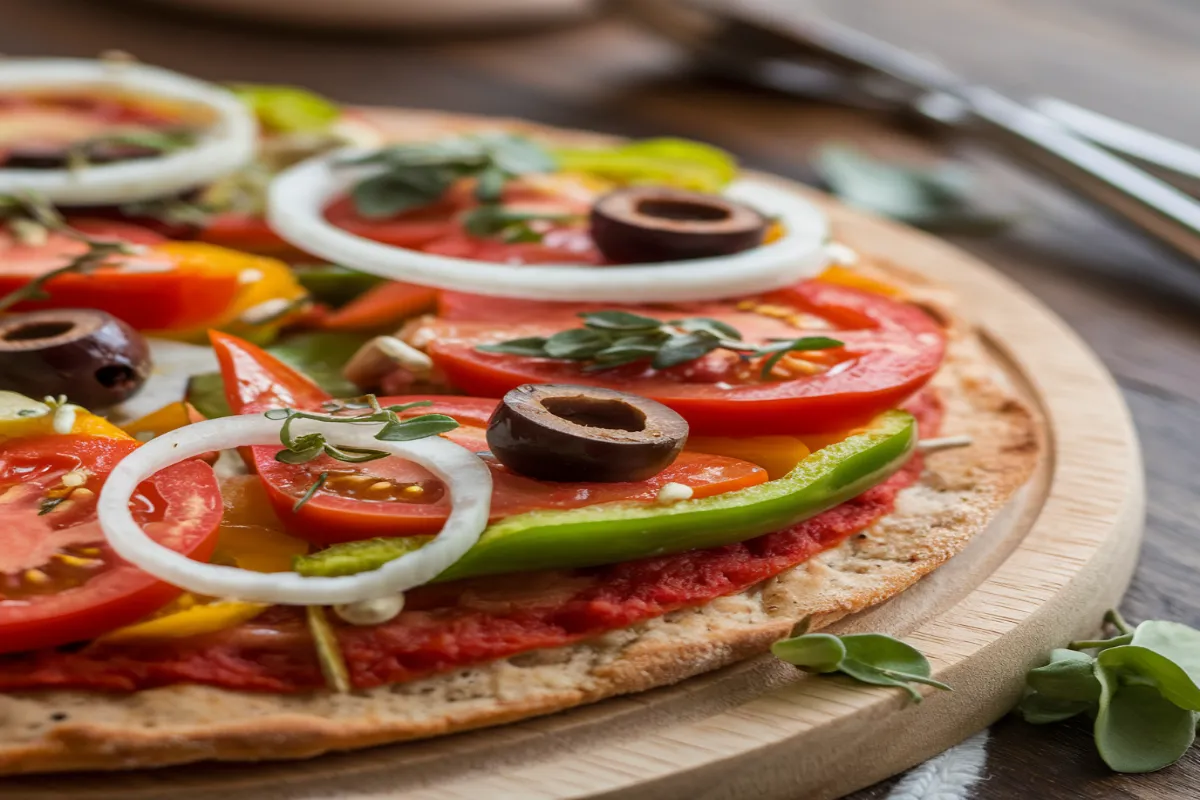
460, 205, 581, 244
338, 133, 557, 232
266, 395, 460, 510
66, 127, 198, 171
1018, 609, 1200, 773
0, 193, 140, 312
772, 621, 950, 703
478, 310, 842, 378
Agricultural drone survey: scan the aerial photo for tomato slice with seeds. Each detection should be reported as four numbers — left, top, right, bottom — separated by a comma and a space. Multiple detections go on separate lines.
0, 435, 223, 654
423, 280, 945, 435
211, 332, 768, 545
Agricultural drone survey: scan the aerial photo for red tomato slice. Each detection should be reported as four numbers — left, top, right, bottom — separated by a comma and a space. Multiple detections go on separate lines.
197, 212, 311, 261
0, 220, 241, 330
211, 332, 768, 544
0, 435, 223, 653
424, 280, 946, 435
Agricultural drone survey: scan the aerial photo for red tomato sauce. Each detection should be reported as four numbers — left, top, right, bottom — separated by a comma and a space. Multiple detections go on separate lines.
0, 394, 941, 693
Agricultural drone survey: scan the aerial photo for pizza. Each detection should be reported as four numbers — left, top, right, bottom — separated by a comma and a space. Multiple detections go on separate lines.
0, 57, 1038, 775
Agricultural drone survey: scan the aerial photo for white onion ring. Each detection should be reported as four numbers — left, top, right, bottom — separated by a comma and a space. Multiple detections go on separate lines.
96, 415, 492, 605
0, 59, 257, 205
267, 148, 830, 302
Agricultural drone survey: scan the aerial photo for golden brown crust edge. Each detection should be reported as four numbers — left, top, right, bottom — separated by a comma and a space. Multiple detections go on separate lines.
0, 110, 1041, 776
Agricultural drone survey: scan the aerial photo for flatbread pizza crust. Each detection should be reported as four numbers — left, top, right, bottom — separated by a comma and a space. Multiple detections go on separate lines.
0, 111, 1040, 775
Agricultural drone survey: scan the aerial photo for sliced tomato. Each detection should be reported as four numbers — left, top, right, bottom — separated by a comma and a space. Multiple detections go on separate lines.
0, 435, 223, 653
197, 212, 311, 261
0, 221, 242, 331
424, 280, 946, 435
324, 196, 462, 249
211, 332, 768, 544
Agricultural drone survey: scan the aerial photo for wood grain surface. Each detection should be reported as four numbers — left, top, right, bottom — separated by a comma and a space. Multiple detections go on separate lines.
2, 1, 1198, 796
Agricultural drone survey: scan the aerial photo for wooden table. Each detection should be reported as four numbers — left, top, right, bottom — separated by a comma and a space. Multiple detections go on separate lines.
4, 1, 1200, 796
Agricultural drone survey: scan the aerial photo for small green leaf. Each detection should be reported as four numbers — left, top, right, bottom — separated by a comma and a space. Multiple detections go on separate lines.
481, 133, 557, 175
1017, 691, 1094, 724
1097, 645, 1200, 712
837, 659, 926, 703
186, 372, 232, 419
1027, 649, 1102, 703
474, 167, 507, 203
544, 328, 610, 359
375, 414, 460, 441
1132, 620, 1200, 687
1095, 663, 1197, 773
477, 337, 549, 358
321, 444, 389, 463
275, 444, 324, 464
294, 264, 383, 309
815, 143, 1013, 234
771, 633, 847, 673
652, 331, 721, 370
268, 332, 371, 399
673, 317, 743, 341
578, 310, 663, 332
351, 173, 453, 219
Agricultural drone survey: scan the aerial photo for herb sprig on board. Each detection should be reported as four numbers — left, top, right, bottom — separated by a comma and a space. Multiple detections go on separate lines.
1018, 609, 1200, 773
265, 395, 460, 510
477, 310, 842, 378
338, 134, 574, 243
0, 193, 141, 312
772, 621, 951, 703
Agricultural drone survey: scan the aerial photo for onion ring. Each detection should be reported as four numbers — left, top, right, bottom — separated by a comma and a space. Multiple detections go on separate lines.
0, 58, 257, 205
96, 414, 492, 604
267, 148, 830, 302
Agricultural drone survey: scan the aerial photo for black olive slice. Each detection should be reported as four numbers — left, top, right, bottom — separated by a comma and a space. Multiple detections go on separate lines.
590, 187, 768, 264
0, 309, 152, 409
486, 384, 688, 483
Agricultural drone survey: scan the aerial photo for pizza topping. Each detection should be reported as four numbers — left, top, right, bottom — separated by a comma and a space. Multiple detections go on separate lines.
476, 309, 842, 378
268, 148, 830, 302
589, 186, 767, 263
0, 433, 222, 653
486, 384, 688, 483
0, 309, 150, 409
95, 411, 492, 605
295, 408, 914, 582
333, 593, 405, 626
0, 59, 256, 205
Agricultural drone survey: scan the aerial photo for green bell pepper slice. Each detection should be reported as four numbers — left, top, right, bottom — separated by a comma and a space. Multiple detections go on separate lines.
294, 409, 916, 581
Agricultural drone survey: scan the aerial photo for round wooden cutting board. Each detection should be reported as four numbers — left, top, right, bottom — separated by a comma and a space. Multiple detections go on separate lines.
2, 155, 1143, 800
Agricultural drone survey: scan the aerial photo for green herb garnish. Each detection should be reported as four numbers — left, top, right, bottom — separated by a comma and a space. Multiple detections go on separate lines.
1018, 609, 1200, 773
772, 622, 951, 703
0, 193, 140, 312
338, 133, 555, 221
266, 394, 459, 510
478, 310, 841, 378
460, 205, 580, 243
66, 128, 198, 170
37, 496, 68, 516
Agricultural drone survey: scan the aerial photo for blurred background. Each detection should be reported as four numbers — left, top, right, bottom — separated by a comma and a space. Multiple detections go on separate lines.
4, 1, 1200, 795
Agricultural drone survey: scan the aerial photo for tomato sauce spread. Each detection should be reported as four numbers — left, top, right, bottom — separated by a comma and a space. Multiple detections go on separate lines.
0, 394, 941, 694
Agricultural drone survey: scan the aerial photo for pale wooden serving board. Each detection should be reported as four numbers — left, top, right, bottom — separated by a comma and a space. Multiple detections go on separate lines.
0, 129, 1143, 800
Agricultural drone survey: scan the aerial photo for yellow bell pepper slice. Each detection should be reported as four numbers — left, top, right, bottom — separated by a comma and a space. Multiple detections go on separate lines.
686, 435, 812, 480
817, 265, 905, 299
213, 475, 310, 572
121, 401, 203, 441
99, 600, 269, 644
0, 392, 131, 442
147, 243, 307, 344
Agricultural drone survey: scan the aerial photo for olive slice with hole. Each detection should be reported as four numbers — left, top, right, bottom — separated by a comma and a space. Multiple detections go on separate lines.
0, 309, 151, 409
486, 384, 688, 483
590, 186, 768, 264
2, 141, 165, 169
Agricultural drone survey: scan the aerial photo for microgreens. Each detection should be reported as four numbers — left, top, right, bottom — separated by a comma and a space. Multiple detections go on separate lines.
460, 205, 580, 244
477, 310, 842, 378
0, 193, 140, 312
772, 621, 951, 703
338, 133, 559, 241
267, 394, 460, 510
1018, 609, 1200, 773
